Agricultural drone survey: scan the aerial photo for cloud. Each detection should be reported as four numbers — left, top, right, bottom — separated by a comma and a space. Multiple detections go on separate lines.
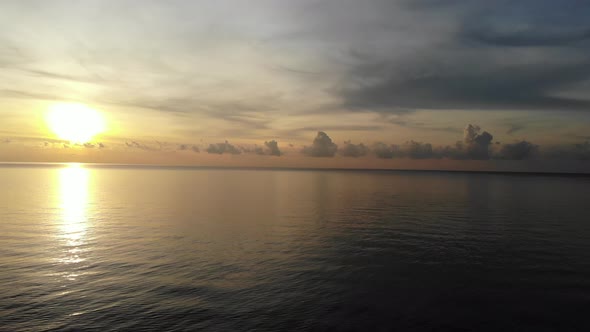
544, 141, 590, 161
375, 141, 442, 160
206, 141, 241, 155
570, 141, 590, 160
368, 124, 495, 160
179, 144, 200, 152
81, 142, 105, 149
465, 25, 590, 47
383, 114, 461, 134
365, 126, 589, 161
498, 141, 538, 160
462, 124, 494, 160
339, 140, 369, 157
506, 124, 525, 135
302, 131, 338, 157
126, 141, 157, 151
337, 1, 590, 113
402, 140, 434, 159
0, 89, 73, 102
433, 144, 463, 160
238, 145, 259, 154
459, 1, 590, 47
239, 140, 282, 156
20, 69, 109, 85
264, 140, 282, 156
270, 64, 324, 76
373, 142, 399, 159
294, 125, 383, 133
341, 60, 590, 113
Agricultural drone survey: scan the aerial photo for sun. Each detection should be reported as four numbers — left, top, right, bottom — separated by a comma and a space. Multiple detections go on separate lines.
46, 103, 106, 143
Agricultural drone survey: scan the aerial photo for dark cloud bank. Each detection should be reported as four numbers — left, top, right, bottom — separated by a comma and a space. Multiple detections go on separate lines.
302, 129, 589, 161
206, 140, 282, 156
334, 0, 590, 114
122, 128, 588, 162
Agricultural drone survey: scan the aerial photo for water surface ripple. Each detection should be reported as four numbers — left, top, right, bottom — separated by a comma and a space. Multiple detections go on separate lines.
1, 166, 589, 331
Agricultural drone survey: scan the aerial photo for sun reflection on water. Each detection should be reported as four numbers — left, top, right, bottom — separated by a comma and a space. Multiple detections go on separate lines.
57, 164, 90, 271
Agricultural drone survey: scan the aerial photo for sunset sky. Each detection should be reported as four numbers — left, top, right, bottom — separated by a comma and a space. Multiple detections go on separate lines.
1, 0, 590, 170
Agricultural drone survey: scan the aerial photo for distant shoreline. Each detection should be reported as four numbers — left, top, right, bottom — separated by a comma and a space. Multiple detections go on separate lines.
1, 161, 589, 178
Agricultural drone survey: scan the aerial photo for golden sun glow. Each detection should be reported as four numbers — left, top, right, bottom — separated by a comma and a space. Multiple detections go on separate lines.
46, 103, 106, 143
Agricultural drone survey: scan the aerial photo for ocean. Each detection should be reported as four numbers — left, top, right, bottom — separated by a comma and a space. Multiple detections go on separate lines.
1, 164, 589, 331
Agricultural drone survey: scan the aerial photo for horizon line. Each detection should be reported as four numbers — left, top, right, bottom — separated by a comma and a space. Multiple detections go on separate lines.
1, 161, 589, 178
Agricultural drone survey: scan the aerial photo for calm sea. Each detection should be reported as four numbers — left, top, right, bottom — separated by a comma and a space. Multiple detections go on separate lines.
1, 164, 589, 331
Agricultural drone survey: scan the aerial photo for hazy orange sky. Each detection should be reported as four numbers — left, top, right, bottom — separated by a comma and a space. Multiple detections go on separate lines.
1, 1, 590, 171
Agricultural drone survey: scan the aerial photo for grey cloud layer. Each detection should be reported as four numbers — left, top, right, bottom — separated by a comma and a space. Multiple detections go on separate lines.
30, 128, 587, 162
299, 126, 587, 161
337, 1, 590, 113
4, 0, 589, 119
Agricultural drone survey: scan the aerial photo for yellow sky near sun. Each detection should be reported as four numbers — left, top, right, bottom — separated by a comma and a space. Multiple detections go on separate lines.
0, 97, 581, 150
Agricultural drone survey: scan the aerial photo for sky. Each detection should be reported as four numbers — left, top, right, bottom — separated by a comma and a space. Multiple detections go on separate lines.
1, 0, 590, 171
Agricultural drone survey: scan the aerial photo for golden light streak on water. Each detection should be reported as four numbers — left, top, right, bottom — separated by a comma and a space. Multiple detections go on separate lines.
57, 164, 90, 273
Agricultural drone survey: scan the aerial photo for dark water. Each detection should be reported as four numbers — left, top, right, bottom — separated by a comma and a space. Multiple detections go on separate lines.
1, 165, 589, 331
